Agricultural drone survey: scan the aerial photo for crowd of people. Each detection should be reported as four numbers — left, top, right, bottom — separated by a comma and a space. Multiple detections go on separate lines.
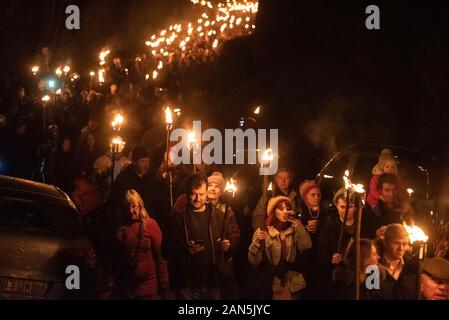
1, 43, 449, 300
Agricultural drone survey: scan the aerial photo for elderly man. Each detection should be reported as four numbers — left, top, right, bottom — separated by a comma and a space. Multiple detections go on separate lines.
422, 257, 449, 300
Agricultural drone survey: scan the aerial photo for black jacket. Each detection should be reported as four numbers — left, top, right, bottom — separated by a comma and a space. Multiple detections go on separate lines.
379, 254, 418, 300
162, 203, 240, 290
317, 211, 355, 274
361, 201, 402, 239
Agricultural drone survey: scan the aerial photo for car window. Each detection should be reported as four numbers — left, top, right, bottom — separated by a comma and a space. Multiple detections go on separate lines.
0, 199, 85, 239
352, 154, 378, 191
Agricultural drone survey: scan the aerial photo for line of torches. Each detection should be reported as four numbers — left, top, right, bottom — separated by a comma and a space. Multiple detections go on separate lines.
94, 0, 258, 85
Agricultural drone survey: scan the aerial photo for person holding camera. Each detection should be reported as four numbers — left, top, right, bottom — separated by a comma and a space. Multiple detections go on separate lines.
248, 196, 312, 300
162, 173, 235, 300
108, 189, 169, 299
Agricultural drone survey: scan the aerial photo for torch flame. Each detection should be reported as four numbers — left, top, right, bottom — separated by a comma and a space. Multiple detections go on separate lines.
403, 222, 429, 243
343, 170, 350, 189
165, 106, 173, 125
254, 106, 261, 114
267, 182, 273, 191
32, 66, 39, 74
225, 178, 238, 197
42, 95, 50, 102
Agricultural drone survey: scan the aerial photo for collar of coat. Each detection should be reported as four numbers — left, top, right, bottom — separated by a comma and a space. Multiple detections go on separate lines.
267, 225, 294, 238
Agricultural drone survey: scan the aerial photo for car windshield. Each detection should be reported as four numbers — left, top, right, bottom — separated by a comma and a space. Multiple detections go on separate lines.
0, 198, 85, 239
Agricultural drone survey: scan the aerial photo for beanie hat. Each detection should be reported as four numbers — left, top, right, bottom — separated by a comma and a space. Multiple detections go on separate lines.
299, 180, 320, 201
207, 171, 225, 190
267, 196, 291, 217
132, 145, 150, 162
372, 149, 397, 175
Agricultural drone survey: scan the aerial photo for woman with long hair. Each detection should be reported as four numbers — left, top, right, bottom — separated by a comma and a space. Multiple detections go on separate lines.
332, 239, 383, 300
109, 189, 169, 299
248, 196, 312, 300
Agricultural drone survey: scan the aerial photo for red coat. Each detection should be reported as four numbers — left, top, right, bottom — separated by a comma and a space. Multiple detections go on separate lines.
112, 218, 169, 298
367, 175, 408, 207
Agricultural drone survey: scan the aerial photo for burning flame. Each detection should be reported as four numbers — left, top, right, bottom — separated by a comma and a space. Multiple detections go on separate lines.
89, 71, 95, 77
254, 106, 261, 114
187, 131, 197, 147
165, 106, 173, 125
225, 178, 238, 197
406, 188, 414, 197
41, 95, 50, 102
98, 69, 105, 83
343, 170, 350, 189
112, 136, 125, 145
55, 67, 62, 76
63, 66, 70, 74
403, 222, 429, 243
111, 114, 124, 128
267, 182, 273, 191
31, 66, 39, 74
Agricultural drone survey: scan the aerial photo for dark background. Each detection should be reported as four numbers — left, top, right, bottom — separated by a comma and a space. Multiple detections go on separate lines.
1, 0, 448, 175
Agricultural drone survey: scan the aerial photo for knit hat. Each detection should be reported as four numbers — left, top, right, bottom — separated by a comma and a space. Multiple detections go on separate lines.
267, 196, 291, 217
207, 171, 225, 190
299, 180, 320, 201
423, 257, 449, 280
372, 149, 398, 175
132, 145, 150, 162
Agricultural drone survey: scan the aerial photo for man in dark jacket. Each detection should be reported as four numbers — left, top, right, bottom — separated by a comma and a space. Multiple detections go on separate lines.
362, 174, 403, 239
317, 188, 356, 296
162, 173, 236, 300
379, 223, 417, 300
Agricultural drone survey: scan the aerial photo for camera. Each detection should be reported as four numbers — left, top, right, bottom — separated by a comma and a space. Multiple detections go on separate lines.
287, 211, 302, 220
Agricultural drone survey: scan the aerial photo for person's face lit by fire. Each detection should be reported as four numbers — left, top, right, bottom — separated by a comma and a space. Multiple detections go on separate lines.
306, 188, 321, 208
422, 273, 449, 300
190, 183, 207, 211
207, 182, 222, 202
128, 198, 141, 221
379, 182, 397, 205
385, 237, 409, 260
383, 160, 397, 174
274, 201, 291, 223
336, 198, 355, 221
363, 245, 380, 270
274, 171, 291, 194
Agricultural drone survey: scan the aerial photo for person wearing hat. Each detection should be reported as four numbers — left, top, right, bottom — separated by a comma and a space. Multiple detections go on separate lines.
317, 188, 357, 297
252, 168, 299, 231
367, 149, 407, 207
248, 196, 312, 300
206, 171, 241, 299
422, 257, 449, 300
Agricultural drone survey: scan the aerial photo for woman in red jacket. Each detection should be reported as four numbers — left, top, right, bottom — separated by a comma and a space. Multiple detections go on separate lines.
111, 189, 169, 299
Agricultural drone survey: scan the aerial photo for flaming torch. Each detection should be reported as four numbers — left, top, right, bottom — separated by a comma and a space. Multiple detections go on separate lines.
261, 148, 274, 200
111, 113, 124, 132
41, 95, 51, 132
337, 170, 352, 254
404, 222, 429, 300
225, 178, 238, 198
164, 106, 173, 206
111, 136, 125, 187
352, 182, 366, 301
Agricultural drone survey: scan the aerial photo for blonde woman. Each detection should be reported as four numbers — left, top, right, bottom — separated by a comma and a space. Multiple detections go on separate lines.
110, 189, 169, 299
